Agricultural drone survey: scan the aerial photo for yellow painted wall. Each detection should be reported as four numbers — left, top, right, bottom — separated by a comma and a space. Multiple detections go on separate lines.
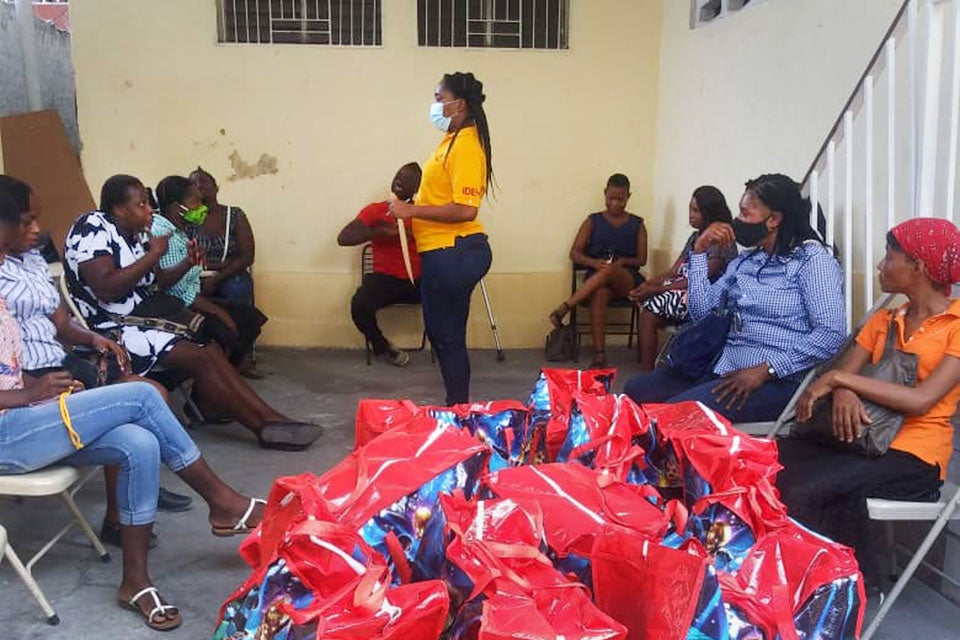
69, 0, 664, 348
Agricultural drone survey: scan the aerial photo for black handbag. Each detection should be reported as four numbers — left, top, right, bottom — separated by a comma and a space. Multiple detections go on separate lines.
661, 304, 733, 379
791, 316, 918, 457
545, 323, 577, 362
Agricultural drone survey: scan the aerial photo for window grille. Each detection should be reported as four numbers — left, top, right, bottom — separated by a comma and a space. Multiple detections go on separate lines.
217, 0, 381, 46
418, 0, 569, 50
691, 0, 758, 28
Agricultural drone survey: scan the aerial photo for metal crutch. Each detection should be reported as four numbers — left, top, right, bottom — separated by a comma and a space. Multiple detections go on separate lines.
478, 279, 505, 361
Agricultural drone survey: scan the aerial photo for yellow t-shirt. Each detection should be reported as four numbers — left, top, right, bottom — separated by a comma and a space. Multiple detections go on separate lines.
412, 125, 487, 252
855, 299, 960, 479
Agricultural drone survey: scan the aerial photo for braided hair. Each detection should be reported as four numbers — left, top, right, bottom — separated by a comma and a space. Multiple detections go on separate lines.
692, 185, 733, 226
744, 173, 823, 258
441, 72, 494, 190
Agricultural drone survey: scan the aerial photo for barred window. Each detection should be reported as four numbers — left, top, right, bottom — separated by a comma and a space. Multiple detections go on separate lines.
418, 0, 569, 50
216, 0, 381, 46
691, 0, 757, 28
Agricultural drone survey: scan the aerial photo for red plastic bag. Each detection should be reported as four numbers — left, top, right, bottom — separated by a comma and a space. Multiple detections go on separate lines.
240, 421, 489, 573
733, 520, 865, 640
218, 520, 436, 637
717, 573, 797, 640
591, 528, 710, 640
527, 368, 617, 462
431, 400, 530, 470
439, 491, 545, 548
559, 393, 651, 480
643, 401, 783, 496
354, 399, 423, 450
294, 420, 486, 529
486, 463, 668, 558
305, 569, 450, 639
438, 496, 627, 640
478, 586, 628, 640
240, 519, 449, 640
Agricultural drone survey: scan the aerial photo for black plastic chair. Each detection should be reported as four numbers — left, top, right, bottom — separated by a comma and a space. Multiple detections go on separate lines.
569, 264, 638, 361
360, 244, 430, 365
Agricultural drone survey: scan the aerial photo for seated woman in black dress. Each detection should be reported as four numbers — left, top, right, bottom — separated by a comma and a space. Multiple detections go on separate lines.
548, 173, 647, 368
781, 217, 960, 595
63, 175, 322, 451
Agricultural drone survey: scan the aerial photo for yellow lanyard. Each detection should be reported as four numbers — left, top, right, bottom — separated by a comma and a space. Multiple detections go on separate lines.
59, 390, 83, 450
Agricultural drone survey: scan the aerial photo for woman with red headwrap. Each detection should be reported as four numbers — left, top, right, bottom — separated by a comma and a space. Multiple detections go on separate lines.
777, 217, 960, 597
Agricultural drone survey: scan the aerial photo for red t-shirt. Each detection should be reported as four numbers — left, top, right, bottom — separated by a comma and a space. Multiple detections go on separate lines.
356, 201, 421, 280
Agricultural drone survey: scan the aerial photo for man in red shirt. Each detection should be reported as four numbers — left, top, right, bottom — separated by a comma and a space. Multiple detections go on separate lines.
338, 163, 422, 366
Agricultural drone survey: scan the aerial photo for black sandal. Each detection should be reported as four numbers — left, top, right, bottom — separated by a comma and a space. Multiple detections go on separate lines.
549, 302, 571, 328
588, 352, 607, 369
257, 421, 324, 451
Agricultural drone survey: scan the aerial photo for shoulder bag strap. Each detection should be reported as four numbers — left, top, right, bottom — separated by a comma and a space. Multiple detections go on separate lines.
221, 206, 233, 265
881, 313, 901, 357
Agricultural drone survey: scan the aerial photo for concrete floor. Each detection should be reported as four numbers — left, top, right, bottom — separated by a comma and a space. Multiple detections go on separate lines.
0, 347, 957, 639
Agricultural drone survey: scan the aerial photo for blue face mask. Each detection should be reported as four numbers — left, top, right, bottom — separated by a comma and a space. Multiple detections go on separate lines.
430, 101, 452, 132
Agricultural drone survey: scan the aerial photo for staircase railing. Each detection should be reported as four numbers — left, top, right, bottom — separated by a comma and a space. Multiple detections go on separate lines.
802, 0, 960, 326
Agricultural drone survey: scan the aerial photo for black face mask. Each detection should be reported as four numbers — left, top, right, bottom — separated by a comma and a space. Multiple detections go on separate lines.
732, 218, 770, 247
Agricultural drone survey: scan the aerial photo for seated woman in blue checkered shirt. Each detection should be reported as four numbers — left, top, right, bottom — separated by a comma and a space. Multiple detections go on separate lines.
624, 173, 846, 423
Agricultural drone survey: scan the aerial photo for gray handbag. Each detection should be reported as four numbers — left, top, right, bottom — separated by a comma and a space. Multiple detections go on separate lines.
791, 316, 918, 457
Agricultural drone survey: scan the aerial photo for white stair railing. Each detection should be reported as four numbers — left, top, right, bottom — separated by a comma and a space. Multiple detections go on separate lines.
802, 0, 960, 326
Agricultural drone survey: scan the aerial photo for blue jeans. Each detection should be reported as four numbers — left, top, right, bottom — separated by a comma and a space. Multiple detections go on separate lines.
216, 271, 255, 305
622, 368, 800, 423
420, 234, 492, 406
0, 382, 201, 525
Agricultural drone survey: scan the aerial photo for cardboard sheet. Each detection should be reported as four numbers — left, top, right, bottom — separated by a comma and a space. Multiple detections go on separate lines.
0, 110, 94, 257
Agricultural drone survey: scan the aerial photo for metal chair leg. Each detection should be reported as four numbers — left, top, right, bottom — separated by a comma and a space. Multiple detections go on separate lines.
59, 491, 110, 562
885, 520, 898, 579
2, 543, 59, 625
862, 489, 960, 640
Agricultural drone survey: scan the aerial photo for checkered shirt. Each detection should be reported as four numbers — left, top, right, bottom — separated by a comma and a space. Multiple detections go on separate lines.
687, 241, 846, 380
150, 214, 201, 306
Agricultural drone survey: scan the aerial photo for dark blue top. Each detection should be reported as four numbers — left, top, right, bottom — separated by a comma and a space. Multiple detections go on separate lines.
586, 212, 644, 260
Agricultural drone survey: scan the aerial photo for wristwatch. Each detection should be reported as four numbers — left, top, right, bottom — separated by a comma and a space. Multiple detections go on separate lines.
765, 363, 777, 379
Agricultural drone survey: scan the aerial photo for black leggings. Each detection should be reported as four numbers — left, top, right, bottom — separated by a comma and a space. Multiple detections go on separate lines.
776, 436, 942, 587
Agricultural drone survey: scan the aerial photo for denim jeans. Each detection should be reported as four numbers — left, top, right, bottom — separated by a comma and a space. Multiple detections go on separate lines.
622, 368, 800, 423
215, 271, 255, 305
420, 234, 492, 406
0, 382, 201, 525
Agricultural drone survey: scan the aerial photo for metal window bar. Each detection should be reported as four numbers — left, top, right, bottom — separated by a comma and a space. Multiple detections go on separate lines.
420, 0, 567, 49
218, 0, 380, 45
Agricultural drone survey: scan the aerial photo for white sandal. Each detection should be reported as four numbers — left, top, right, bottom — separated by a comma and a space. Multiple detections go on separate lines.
211, 497, 266, 537
120, 585, 181, 631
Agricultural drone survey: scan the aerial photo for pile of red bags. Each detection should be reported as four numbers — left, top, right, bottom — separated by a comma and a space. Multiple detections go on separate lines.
212, 369, 866, 640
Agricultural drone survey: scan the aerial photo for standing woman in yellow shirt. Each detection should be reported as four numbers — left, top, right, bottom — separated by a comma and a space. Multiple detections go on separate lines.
391, 72, 493, 405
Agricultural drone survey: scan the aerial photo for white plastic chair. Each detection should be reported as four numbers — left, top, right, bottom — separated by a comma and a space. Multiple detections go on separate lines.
0, 523, 59, 625
862, 451, 960, 640
0, 466, 110, 625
